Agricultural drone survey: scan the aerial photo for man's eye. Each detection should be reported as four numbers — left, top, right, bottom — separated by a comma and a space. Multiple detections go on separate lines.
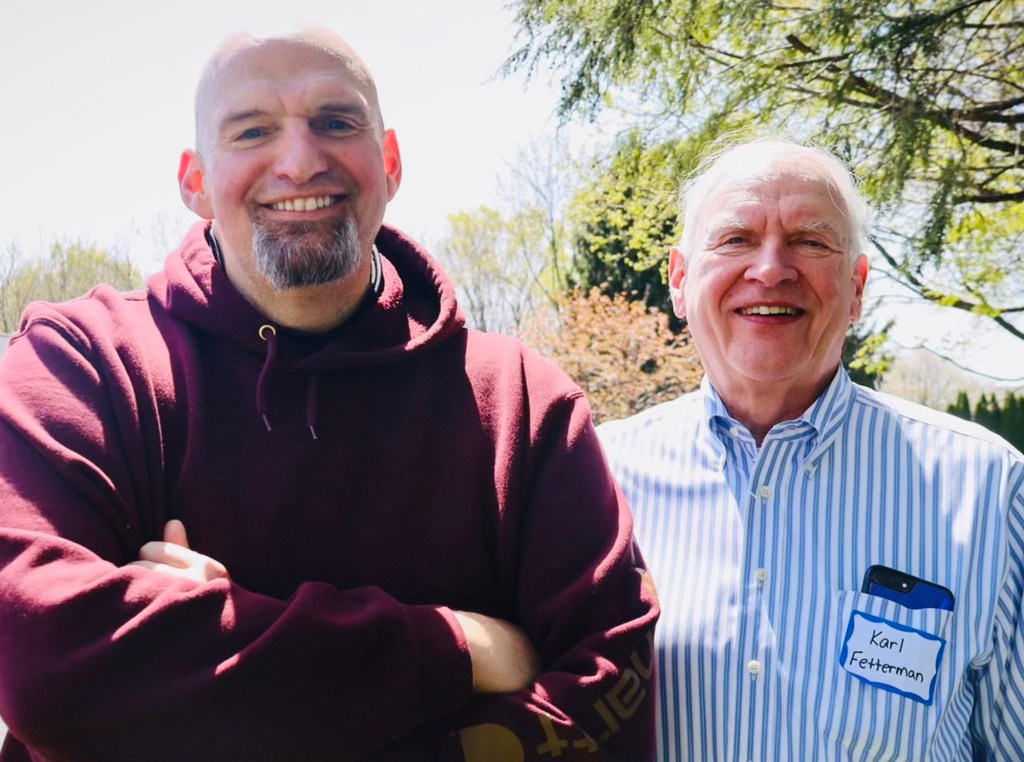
237, 127, 267, 141
322, 118, 356, 133
797, 239, 833, 253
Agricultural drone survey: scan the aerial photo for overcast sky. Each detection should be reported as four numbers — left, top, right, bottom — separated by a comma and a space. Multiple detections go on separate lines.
1, 0, 1021, 382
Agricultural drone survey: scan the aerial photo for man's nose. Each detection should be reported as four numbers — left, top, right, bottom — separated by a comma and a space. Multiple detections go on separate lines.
274, 125, 329, 184
744, 240, 798, 287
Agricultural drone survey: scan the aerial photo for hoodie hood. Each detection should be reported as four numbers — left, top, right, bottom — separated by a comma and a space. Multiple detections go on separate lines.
149, 221, 465, 372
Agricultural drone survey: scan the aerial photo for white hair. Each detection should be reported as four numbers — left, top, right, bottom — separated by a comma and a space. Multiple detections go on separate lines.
678, 137, 871, 259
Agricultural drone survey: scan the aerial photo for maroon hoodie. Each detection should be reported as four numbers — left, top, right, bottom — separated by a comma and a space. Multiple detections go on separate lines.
0, 223, 657, 761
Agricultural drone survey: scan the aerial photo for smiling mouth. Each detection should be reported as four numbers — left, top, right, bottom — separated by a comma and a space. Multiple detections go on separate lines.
737, 305, 803, 316
264, 195, 340, 212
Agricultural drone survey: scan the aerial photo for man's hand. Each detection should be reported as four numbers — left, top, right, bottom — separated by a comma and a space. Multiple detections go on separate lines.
453, 611, 541, 694
129, 519, 229, 583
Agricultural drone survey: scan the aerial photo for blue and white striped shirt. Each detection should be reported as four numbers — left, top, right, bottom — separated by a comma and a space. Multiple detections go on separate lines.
598, 369, 1024, 761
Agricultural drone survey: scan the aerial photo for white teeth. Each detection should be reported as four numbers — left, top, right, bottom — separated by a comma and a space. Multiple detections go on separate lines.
740, 305, 798, 316
270, 195, 335, 212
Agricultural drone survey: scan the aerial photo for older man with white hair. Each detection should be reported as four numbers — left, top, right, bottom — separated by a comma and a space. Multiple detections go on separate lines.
599, 138, 1024, 760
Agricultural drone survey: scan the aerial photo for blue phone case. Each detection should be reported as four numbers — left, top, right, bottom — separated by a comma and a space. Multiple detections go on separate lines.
862, 564, 955, 611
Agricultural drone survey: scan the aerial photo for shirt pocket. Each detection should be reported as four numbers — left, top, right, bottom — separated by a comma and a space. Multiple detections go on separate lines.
816, 590, 956, 761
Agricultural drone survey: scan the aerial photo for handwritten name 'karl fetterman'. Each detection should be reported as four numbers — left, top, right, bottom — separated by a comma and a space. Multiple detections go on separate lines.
847, 630, 924, 683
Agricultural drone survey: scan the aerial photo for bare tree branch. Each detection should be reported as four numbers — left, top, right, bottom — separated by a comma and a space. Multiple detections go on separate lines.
872, 237, 1024, 341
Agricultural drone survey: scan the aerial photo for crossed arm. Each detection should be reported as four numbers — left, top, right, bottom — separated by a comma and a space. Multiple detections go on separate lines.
132, 520, 542, 695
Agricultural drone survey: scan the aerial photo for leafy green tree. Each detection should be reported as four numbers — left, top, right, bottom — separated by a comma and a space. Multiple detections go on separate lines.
507, 0, 1024, 343
437, 137, 578, 336
843, 319, 894, 389
438, 205, 569, 335
1, 241, 142, 333
570, 130, 697, 317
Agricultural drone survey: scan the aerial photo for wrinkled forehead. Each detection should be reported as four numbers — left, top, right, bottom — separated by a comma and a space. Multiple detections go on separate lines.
694, 155, 854, 242
195, 37, 381, 147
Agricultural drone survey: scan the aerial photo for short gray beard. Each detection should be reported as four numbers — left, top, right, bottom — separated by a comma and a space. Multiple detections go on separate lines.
252, 216, 362, 291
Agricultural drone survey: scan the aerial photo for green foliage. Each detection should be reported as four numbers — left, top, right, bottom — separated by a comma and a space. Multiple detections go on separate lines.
570, 119, 758, 322
508, 0, 1024, 344
438, 205, 569, 335
570, 131, 694, 313
948, 390, 972, 419
1, 241, 142, 333
947, 389, 1024, 451
843, 320, 894, 389
974, 392, 1003, 430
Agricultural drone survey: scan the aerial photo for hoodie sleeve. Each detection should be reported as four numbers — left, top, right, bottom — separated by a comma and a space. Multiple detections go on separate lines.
0, 314, 473, 761
417, 370, 660, 760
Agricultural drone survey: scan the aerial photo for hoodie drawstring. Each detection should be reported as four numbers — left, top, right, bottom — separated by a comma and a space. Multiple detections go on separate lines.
257, 324, 319, 440
257, 324, 277, 432
306, 373, 320, 441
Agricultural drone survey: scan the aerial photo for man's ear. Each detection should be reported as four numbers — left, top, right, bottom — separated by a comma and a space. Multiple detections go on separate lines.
382, 129, 402, 202
178, 150, 214, 219
668, 246, 687, 319
850, 253, 869, 323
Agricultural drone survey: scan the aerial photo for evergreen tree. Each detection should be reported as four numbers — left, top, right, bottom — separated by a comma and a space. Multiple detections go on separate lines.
947, 390, 973, 421
1000, 391, 1024, 451
975, 393, 1004, 433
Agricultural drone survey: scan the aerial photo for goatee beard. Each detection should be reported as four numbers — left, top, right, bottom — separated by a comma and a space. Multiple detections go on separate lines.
252, 216, 362, 291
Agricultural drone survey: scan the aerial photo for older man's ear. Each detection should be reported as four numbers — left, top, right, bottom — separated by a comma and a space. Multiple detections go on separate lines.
668, 246, 687, 320
849, 253, 869, 323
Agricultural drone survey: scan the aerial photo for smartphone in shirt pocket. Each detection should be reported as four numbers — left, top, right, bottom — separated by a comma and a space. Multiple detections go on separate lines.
862, 564, 955, 611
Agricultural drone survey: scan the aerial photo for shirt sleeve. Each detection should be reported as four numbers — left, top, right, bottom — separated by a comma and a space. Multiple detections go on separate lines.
0, 316, 474, 761
969, 471, 1024, 758
415, 385, 660, 760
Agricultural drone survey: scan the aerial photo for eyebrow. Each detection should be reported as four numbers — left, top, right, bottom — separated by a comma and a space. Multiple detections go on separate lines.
315, 102, 370, 118
795, 221, 846, 242
802, 221, 839, 234
218, 109, 268, 131
702, 217, 749, 242
704, 218, 846, 241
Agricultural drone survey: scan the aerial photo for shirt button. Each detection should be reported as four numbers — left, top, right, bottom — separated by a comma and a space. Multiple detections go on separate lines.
730, 426, 743, 437
747, 659, 763, 676
758, 485, 773, 499
755, 568, 769, 583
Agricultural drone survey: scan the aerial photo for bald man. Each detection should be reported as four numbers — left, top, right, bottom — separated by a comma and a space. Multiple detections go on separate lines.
0, 28, 657, 761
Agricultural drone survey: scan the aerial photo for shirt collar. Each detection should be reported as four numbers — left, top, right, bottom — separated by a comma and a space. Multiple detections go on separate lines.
700, 366, 854, 444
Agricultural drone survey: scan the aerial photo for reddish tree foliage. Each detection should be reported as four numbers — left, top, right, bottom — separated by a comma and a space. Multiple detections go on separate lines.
523, 288, 703, 424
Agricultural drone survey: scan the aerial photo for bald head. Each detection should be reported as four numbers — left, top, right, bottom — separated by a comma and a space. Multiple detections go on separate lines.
679, 139, 870, 260
194, 27, 384, 154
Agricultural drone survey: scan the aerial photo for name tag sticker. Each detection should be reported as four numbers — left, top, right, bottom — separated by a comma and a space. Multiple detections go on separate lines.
839, 609, 945, 705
